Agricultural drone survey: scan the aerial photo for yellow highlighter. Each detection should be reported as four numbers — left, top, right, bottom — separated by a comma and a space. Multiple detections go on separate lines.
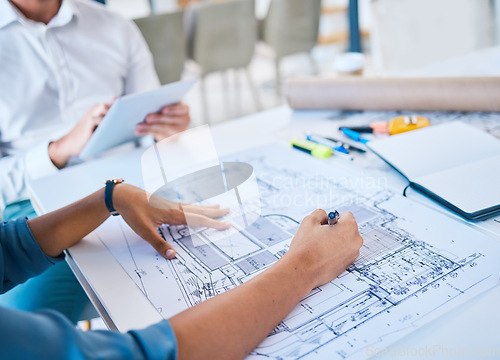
290, 138, 332, 159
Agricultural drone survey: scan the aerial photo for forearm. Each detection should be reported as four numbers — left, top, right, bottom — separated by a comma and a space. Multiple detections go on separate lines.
169, 253, 314, 360
27, 188, 109, 257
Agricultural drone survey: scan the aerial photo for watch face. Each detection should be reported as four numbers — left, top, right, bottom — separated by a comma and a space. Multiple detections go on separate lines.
104, 178, 124, 184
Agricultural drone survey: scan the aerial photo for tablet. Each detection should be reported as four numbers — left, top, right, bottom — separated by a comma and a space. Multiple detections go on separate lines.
79, 79, 197, 160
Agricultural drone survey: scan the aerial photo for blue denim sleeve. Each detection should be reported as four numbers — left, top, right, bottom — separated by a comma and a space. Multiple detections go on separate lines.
0, 307, 177, 360
0, 219, 178, 359
0, 218, 64, 294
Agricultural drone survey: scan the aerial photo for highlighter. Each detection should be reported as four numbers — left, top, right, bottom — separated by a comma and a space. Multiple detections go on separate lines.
388, 115, 430, 135
290, 138, 332, 159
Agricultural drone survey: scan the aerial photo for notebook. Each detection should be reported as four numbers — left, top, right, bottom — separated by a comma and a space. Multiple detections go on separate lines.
367, 121, 500, 221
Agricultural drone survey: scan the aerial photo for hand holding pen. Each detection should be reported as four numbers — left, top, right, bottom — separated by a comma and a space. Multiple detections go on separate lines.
287, 209, 363, 289
328, 211, 340, 225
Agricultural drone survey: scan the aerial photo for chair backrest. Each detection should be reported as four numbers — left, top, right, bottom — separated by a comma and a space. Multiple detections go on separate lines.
262, 0, 322, 59
187, 0, 257, 75
134, 11, 186, 85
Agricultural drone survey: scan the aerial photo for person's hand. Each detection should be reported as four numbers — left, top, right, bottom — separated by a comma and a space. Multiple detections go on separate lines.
48, 102, 112, 168
284, 210, 363, 290
113, 184, 230, 259
135, 103, 190, 141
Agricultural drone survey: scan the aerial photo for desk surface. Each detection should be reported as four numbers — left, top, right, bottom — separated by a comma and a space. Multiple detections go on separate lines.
29, 104, 500, 358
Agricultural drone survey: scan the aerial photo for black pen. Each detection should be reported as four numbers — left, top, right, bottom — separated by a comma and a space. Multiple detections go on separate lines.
325, 135, 367, 153
339, 126, 373, 133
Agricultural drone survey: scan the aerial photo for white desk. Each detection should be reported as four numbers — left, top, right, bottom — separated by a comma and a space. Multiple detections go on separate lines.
28, 105, 500, 358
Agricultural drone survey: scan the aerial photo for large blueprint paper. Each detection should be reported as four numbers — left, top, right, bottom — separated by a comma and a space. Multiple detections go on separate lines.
95, 144, 500, 360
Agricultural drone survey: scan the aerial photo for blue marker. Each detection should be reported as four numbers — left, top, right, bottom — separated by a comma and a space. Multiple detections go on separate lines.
340, 128, 370, 144
325, 135, 366, 153
328, 211, 340, 225
306, 134, 353, 160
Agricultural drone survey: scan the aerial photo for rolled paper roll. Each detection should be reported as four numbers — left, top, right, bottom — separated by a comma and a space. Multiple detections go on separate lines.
285, 77, 500, 112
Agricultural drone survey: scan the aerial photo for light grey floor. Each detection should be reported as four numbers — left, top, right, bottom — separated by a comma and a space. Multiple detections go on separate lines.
182, 42, 350, 126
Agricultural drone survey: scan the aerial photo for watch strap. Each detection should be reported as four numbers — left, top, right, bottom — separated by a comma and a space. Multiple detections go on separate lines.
104, 178, 124, 216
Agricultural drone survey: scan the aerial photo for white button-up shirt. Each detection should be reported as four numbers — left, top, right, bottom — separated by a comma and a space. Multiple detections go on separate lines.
0, 0, 160, 218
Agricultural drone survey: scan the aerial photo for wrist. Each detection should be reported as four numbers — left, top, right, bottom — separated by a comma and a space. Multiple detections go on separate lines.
111, 183, 136, 215
48, 139, 70, 169
272, 253, 317, 296
104, 179, 125, 216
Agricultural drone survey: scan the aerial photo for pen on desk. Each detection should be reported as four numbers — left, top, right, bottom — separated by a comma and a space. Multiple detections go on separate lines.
311, 134, 347, 150
339, 122, 388, 134
306, 134, 349, 153
324, 135, 367, 153
328, 211, 340, 225
306, 134, 354, 161
340, 128, 370, 144
339, 126, 372, 133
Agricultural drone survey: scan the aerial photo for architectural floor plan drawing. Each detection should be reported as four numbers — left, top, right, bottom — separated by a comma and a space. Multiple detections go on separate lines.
96, 144, 500, 360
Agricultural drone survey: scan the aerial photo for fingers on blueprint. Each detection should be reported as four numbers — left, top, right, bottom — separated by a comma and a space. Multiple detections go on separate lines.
135, 221, 177, 260
183, 212, 232, 230
181, 204, 230, 219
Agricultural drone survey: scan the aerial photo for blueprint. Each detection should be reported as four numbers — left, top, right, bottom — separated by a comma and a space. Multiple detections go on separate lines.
96, 144, 500, 360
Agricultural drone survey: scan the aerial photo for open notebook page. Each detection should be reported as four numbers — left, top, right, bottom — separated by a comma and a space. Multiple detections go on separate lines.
415, 154, 500, 214
367, 121, 500, 180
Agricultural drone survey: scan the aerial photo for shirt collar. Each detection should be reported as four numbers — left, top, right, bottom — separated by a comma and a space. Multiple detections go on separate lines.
0, 1, 19, 29
0, 0, 78, 30
48, 0, 78, 28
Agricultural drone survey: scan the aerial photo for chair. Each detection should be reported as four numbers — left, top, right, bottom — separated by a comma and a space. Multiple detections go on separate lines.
134, 11, 187, 85
186, 0, 261, 123
259, 0, 322, 96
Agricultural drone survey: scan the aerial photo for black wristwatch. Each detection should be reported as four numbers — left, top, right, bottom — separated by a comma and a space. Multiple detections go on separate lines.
104, 178, 124, 216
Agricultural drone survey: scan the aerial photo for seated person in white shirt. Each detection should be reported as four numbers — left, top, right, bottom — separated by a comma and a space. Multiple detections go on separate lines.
0, 0, 190, 323
0, 0, 189, 207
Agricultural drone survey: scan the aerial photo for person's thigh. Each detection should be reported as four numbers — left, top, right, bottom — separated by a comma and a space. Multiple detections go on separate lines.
3, 199, 37, 220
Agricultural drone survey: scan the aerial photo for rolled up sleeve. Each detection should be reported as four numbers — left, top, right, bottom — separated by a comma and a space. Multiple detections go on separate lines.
24, 140, 59, 181
0, 218, 63, 294
0, 219, 178, 359
0, 307, 177, 359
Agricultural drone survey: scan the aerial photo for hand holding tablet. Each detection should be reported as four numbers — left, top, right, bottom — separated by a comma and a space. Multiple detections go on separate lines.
79, 79, 197, 160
